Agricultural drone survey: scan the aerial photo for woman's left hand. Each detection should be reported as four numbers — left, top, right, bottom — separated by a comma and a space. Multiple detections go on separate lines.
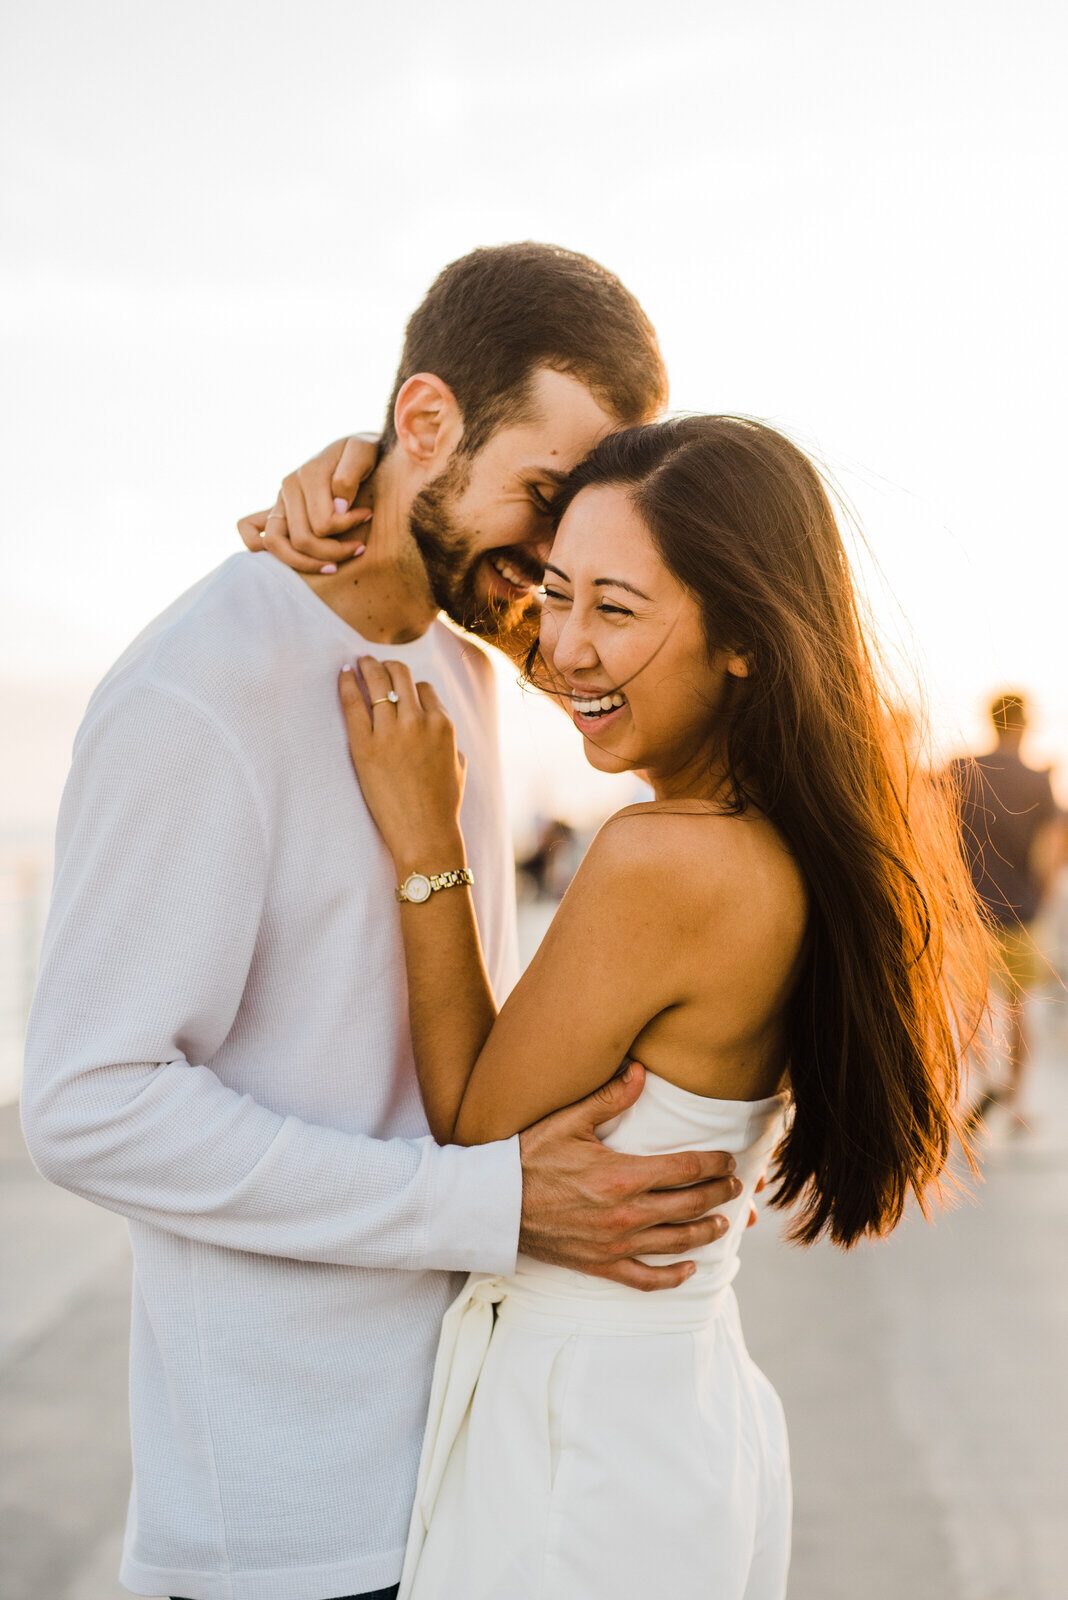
339, 657, 467, 872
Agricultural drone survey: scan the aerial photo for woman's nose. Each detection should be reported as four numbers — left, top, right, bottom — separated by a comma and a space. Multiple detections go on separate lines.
548, 610, 599, 675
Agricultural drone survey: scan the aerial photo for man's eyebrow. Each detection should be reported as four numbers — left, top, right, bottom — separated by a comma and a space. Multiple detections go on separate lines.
543, 563, 653, 603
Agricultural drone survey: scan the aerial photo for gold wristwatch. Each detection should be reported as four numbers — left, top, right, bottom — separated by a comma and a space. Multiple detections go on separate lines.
395, 868, 474, 905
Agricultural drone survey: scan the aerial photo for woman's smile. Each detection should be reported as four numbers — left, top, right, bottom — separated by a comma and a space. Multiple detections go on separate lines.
568, 688, 629, 732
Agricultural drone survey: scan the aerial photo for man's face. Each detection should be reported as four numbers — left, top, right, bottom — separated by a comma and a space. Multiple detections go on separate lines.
408, 368, 619, 638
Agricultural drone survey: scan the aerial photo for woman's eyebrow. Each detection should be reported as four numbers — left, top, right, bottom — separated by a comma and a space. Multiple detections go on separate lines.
593, 577, 653, 601
543, 563, 653, 603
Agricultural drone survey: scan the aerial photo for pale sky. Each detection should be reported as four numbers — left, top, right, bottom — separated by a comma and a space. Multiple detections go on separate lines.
2, 0, 1066, 835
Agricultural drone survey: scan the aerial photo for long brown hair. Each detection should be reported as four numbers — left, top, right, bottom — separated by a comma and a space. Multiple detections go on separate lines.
542, 416, 988, 1247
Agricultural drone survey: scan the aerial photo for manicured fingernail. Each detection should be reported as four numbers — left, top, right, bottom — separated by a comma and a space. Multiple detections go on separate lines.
725, 1156, 736, 1174
320, 563, 338, 574
683, 1263, 696, 1279
340, 663, 353, 673
352, 544, 366, 557
621, 1063, 634, 1082
333, 497, 349, 514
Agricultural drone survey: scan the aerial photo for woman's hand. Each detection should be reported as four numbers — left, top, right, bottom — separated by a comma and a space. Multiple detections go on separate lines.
238, 434, 380, 573
339, 657, 467, 873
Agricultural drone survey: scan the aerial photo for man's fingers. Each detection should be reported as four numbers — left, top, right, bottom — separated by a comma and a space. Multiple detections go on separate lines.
619, 1145, 737, 1196
635, 1173, 740, 1226
627, 1215, 730, 1257
593, 1258, 697, 1293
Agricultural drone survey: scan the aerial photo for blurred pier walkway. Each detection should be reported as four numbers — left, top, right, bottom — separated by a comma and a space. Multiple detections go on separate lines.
2, 1000, 1066, 1599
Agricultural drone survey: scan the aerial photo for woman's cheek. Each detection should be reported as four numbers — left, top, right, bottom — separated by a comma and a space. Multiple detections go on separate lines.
539, 610, 560, 658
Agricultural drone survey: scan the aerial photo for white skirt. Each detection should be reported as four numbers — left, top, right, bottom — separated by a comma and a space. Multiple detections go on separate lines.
399, 1270, 791, 1600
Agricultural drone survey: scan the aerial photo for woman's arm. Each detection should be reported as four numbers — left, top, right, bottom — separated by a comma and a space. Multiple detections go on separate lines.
237, 434, 379, 572
340, 659, 688, 1144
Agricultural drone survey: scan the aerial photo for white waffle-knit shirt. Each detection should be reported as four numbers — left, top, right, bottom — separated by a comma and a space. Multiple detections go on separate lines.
22, 553, 523, 1600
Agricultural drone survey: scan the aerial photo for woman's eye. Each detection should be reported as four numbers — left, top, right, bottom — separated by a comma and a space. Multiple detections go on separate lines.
540, 586, 570, 603
598, 603, 633, 617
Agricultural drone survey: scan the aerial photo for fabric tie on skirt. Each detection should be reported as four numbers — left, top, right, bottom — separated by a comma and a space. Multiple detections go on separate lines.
398, 1268, 734, 1599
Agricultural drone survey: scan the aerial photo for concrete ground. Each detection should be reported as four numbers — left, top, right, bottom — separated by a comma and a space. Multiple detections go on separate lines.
3, 998, 1066, 1600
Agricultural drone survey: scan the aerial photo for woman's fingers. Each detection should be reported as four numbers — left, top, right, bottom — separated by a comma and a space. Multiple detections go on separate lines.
280, 473, 350, 561
415, 680, 446, 716
358, 657, 401, 722
330, 434, 381, 506
338, 665, 371, 749
241, 498, 326, 573
238, 509, 271, 552
272, 476, 368, 571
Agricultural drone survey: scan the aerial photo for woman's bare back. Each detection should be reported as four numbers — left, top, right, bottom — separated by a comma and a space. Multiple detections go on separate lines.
607, 802, 808, 1103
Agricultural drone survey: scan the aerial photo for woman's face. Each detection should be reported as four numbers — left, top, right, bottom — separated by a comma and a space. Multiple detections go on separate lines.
539, 484, 734, 794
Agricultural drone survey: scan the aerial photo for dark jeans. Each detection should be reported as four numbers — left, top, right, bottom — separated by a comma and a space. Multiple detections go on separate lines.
172, 1590, 399, 1600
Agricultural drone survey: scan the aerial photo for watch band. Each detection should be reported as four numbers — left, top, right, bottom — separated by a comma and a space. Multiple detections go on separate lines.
395, 867, 474, 904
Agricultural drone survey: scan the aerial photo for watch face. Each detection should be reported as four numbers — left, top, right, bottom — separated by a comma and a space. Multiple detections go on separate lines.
405, 873, 432, 903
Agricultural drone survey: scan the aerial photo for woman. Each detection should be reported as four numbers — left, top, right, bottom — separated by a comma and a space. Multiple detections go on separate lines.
287, 416, 986, 1598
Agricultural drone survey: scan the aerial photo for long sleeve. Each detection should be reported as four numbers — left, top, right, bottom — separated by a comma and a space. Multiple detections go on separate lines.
21, 680, 521, 1274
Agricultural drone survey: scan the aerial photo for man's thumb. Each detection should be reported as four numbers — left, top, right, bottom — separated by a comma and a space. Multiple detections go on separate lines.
578, 1060, 645, 1127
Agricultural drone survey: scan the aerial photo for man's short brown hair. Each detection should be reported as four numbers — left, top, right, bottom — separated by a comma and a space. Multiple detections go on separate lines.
382, 242, 668, 455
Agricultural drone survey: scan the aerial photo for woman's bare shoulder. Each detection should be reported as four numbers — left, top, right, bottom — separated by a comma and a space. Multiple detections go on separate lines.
588, 800, 807, 927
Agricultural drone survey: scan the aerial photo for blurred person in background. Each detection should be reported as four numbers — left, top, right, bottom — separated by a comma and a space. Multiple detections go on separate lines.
516, 817, 579, 901
949, 691, 1063, 1123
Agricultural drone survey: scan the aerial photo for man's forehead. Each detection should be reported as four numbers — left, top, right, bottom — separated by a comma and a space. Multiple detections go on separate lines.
515, 368, 618, 463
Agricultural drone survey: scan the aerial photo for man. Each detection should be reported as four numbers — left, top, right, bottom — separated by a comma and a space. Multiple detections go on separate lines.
22, 244, 741, 1600
950, 691, 1061, 1121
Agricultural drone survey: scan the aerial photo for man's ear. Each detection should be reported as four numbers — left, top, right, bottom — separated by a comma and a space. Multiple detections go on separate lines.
393, 373, 463, 469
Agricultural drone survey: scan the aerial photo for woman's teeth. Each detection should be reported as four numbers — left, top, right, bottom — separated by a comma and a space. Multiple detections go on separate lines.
491, 554, 530, 589
571, 693, 627, 718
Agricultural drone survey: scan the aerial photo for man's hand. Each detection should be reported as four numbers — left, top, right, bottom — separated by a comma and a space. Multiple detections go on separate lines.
518, 1063, 742, 1292
237, 434, 380, 573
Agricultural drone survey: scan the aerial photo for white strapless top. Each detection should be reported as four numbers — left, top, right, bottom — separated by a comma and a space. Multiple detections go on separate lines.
507, 1071, 789, 1315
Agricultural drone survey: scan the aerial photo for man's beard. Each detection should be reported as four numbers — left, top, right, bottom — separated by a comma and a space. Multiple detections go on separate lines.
408, 454, 536, 641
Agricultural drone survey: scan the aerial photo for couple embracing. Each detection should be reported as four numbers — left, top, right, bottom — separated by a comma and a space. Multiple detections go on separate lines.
23, 243, 986, 1600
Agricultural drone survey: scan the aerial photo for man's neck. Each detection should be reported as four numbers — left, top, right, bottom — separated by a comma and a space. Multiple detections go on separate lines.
299, 453, 440, 645
993, 733, 1025, 761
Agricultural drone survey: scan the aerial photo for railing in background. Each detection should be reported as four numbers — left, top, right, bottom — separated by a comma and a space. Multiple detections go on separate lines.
0, 845, 52, 1105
